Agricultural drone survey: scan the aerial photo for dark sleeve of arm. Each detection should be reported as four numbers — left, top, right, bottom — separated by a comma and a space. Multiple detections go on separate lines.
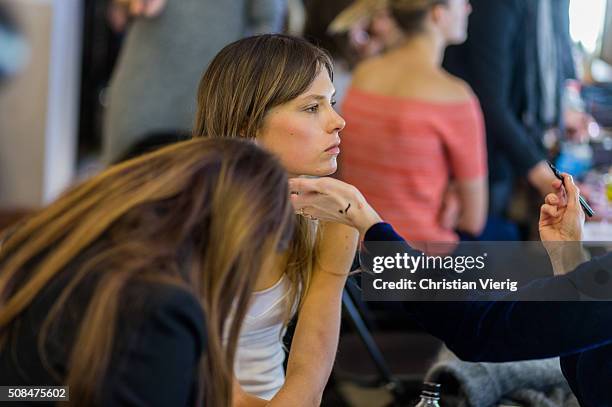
102, 288, 207, 407
364, 223, 612, 362
461, 0, 543, 175
436, 254, 612, 362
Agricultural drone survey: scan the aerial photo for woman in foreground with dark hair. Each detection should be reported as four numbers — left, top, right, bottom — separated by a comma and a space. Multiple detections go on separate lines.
0, 138, 294, 406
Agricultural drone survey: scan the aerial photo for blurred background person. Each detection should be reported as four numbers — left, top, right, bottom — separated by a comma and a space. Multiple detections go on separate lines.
337, 0, 487, 251
102, 0, 286, 164
443, 0, 593, 239
0, 138, 294, 407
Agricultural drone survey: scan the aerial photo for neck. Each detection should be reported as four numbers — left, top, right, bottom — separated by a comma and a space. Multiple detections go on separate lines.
383, 27, 407, 50
392, 32, 446, 67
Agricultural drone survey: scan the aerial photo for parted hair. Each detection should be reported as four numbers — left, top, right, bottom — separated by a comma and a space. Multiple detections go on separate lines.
194, 34, 335, 319
0, 138, 294, 407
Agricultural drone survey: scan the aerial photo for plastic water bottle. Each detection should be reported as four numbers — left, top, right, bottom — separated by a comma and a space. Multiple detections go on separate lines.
414, 382, 441, 407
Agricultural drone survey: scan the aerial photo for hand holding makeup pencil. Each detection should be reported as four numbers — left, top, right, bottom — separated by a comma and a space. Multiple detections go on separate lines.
539, 173, 588, 275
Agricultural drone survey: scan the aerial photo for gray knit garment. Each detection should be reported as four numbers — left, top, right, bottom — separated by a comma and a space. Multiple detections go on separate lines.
103, 0, 285, 164
425, 346, 579, 407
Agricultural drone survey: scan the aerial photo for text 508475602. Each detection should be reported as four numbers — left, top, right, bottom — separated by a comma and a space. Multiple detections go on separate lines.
0, 386, 69, 402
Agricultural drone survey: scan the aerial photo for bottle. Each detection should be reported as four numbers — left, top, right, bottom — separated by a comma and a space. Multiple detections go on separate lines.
414, 382, 441, 407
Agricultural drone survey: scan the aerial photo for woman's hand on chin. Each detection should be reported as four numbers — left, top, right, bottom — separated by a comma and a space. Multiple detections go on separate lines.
289, 177, 382, 235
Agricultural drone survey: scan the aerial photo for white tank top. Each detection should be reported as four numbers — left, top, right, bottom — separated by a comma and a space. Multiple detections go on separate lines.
234, 274, 293, 400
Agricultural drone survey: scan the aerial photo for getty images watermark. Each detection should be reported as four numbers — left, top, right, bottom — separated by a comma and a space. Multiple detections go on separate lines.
358, 241, 612, 301
369, 251, 518, 293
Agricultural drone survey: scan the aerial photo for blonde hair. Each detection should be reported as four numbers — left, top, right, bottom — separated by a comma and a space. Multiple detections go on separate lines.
194, 34, 335, 316
0, 138, 294, 407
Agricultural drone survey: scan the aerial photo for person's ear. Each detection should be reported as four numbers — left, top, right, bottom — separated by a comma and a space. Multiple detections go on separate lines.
429, 4, 447, 25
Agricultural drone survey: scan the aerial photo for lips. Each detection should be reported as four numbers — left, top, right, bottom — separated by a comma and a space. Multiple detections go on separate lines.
325, 141, 341, 154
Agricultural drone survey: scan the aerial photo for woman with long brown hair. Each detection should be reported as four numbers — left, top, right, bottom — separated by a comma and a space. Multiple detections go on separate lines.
194, 34, 360, 405
0, 137, 294, 407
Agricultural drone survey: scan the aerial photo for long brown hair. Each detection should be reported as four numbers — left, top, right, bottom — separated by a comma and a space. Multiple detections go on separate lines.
0, 138, 294, 407
194, 34, 334, 317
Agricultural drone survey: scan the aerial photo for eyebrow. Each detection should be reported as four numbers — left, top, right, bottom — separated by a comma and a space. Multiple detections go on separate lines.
299, 91, 337, 102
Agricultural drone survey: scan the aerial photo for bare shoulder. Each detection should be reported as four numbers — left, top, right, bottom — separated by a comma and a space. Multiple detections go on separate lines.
351, 56, 387, 88
435, 72, 475, 102
350, 58, 476, 103
390, 70, 475, 103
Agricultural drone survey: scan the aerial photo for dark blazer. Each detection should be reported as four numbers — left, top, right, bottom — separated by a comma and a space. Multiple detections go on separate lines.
0, 271, 206, 406
364, 222, 612, 407
443, 0, 575, 215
